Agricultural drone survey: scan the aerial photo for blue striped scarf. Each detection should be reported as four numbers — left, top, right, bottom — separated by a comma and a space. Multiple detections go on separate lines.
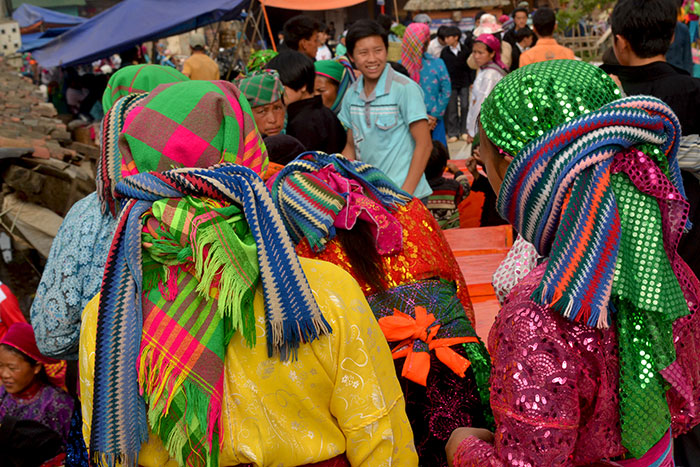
90, 163, 331, 465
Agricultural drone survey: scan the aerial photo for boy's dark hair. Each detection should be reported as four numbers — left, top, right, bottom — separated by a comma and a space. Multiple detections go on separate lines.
610, 0, 677, 58
437, 25, 451, 40
532, 7, 556, 36
515, 27, 534, 42
389, 61, 410, 77
442, 26, 462, 39
376, 14, 393, 33
426, 140, 450, 180
283, 15, 321, 51
474, 10, 487, 23
512, 7, 529, 18
266, 51, 315, 94
346, 19, 388, 57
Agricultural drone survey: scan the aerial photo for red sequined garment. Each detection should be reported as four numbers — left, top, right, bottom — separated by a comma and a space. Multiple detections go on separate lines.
455, 261, 700, 466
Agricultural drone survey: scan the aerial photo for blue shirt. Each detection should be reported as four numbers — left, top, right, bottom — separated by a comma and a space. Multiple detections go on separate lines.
417, 53, 451, 118
339, 64, 432, 199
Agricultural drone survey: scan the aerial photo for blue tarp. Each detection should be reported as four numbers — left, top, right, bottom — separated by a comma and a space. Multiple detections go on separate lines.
19, 28, 71, 52
32, 0, 246, 68
12, 4, 86, 28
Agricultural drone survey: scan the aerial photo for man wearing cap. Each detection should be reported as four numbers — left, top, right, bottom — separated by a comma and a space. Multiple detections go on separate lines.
182, 33, 220, 80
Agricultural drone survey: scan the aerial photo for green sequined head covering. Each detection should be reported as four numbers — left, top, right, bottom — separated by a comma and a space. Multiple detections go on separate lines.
480, 59, 621, 156
235, 69, 285, 108
480, 59, 695, 459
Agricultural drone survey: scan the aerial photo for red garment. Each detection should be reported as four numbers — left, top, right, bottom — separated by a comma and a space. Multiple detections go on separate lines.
455, 262, 700, 466
0, 281, 26, 341
295, 199, 476, 326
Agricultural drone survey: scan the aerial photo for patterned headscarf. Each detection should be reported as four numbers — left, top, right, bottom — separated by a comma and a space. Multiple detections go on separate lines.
235, 69, 285, 108
98, 66, 190, 217
119, 80, 268, 176
481, 59, 698, 458
315, 59, 356, 114
270, 152, 411, 254
91, 80, 328, 466
400, 22, 430, 82
101, 64, 189, 113
475, 34, 507, 72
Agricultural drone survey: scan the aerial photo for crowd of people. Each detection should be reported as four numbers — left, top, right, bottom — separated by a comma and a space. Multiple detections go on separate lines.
2, 0, 700, 465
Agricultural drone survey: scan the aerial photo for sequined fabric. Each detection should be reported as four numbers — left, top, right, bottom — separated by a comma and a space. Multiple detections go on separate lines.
455, 261, 700, 466
295, 199, 475, 325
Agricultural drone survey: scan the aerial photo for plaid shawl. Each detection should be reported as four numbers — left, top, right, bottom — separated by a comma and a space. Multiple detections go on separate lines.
269, 152, 410, 253
482, 60, 698, 458
101, 64, 189, 113
401, 22, 430, 82
90, 81, 326, 466
235, 69, 284, 108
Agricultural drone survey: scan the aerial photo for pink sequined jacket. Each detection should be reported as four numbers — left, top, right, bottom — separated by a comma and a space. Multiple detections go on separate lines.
455, 262, 700, 466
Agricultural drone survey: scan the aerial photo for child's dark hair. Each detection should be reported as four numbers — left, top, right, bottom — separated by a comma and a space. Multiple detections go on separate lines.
426, 140, 450, 180
512, 7, 529, 18
610, 0, 676, 58
474, 10, 487, 24
376, 14, 393, 34
532, 7, 556, 37
436, 25, 451, 40
283, 15, 321, 51
346, 19, 388, 57
266, 51, 315, 93
515, 27, 534, 42
389, 61, 410, 77
441, 26, 462, 39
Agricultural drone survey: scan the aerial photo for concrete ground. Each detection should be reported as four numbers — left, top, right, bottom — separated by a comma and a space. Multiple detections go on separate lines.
447, 139, 472, 160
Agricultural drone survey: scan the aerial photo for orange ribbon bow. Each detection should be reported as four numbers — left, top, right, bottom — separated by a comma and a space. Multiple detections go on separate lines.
377, 306, 479, 386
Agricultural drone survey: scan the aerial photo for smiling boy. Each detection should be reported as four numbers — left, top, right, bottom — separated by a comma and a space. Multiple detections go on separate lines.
339, 20, 433, 199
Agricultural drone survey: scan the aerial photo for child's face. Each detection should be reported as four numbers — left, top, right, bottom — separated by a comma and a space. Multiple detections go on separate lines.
520, 35, 534, 48
444, 35, 460, 47
351, 35, 387, 82
473, 42, 495, 67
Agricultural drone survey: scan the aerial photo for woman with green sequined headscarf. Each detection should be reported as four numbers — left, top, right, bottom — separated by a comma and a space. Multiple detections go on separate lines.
446, 59, 700, 466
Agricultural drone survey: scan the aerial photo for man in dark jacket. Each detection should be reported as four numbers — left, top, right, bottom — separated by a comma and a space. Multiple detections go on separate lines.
440, 26, 474, 142
601, 0, 700, 271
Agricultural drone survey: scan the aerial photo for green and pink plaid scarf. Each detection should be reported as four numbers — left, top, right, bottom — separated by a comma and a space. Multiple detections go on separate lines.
91, 81, 328, 466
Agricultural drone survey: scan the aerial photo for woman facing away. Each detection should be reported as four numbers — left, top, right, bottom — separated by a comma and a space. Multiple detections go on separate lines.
447, 59, 700, 466
269, 151, 493, 467
78, 80, 416, 467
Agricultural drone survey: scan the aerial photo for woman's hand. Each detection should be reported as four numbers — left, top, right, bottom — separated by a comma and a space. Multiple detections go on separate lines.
446, 427, 495, 467
428, 115, 438, 131
466, 157, 479, 180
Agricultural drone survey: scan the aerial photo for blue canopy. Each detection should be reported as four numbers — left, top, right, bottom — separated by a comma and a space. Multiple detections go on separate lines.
12, 4, 85, 29
33, 0, 246, 68
19, 28, 71, 52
